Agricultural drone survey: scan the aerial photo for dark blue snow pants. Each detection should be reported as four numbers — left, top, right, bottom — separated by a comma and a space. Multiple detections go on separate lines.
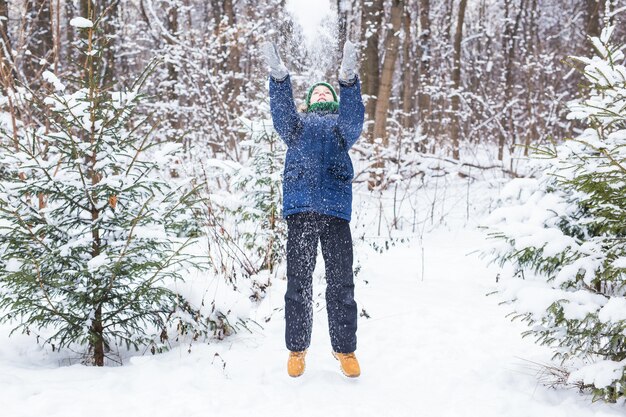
284, 211, 357, 353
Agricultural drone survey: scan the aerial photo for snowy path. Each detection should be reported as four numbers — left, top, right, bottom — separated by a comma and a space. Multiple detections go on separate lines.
1, 227, 624, 417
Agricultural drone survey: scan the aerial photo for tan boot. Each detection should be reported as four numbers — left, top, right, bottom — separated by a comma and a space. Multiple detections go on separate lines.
332, 351, 361, 378
287, 350, 307, 377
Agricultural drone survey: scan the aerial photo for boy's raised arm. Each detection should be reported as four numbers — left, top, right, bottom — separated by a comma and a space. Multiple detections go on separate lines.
337, 40, 365, 150
262, 42, 302, 145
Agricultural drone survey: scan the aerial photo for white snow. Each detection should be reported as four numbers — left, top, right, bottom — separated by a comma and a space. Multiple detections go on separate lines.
69, 17, 93, 28
1, 113, 624, 415
285, 0, 333, 45
568, 359, 626, 389
87, 253, 109, 272
131, 224, 167, 240
111, 89, 138, 109
285, 0, 338, 79
42, 71, 65, 92
598, 297, 626, 323
612, 257, 626, 268
1, 223, 624, 416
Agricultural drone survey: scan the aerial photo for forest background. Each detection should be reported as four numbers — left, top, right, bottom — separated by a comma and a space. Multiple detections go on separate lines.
3, 0, 621, 180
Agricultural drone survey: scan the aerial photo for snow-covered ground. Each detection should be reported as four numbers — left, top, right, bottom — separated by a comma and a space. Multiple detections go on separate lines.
1, 185, 624, 416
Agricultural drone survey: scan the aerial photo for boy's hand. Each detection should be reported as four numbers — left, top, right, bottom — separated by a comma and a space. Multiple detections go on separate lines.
261, 41, 289, 80
339, 40, 358, 83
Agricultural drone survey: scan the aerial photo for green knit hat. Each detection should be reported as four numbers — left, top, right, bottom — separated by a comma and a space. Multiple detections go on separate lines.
305, 82, 339, 113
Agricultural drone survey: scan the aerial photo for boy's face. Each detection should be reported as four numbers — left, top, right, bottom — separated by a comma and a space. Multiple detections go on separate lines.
310, 86, 333, 104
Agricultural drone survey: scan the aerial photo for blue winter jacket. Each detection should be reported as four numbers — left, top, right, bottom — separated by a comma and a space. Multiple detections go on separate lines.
269, 75, 365, 222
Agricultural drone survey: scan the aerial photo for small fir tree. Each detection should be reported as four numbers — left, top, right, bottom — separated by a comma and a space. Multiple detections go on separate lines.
483, 25, 626, 403
0, 15, 211, 365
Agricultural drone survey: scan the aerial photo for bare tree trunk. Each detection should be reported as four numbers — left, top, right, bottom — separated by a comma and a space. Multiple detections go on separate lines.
527, 0, 538, 54
221, 0, 243, 156
497, 0, 512, 162
442, 0, 454, 45
101, 1, 119, 88
210, 0, 223, 23
52, 0, 60, 73
400, 1, 413, 130
64, 0, 76, 69
373, 0, 403, 146
80, 1, 93, 24
417, 0, 431, 150
337, 0, 348, 53
165, 2, 181, 149
164, 4, 178, 97
369, 0, 403, 189
498, 0, 525, 161
0, 0, 10, 54
223, 0, 242, 102
79, 0, 94, 52
450, 0, 467, 160
586, 0, 601, 40
360, 0, 383, 141
433, 0, 455, 153
24, 0, 53, 91
523, 0, 539, 156
0, 0, 12, 77
604, 0, 616, 25
466, 0, 487, 147
0, 0, 19, 152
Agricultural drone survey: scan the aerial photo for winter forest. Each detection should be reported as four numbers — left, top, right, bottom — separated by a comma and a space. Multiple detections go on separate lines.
0, 0, 626, 415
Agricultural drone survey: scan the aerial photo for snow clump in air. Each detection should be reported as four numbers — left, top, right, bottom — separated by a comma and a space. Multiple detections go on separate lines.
69, 17, 93, 28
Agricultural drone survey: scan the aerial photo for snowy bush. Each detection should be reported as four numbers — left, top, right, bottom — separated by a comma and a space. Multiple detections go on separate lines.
482, 26, 626, 403
0, 19, 216, 366
230, 119, 286, 276
199, 118, 286, 302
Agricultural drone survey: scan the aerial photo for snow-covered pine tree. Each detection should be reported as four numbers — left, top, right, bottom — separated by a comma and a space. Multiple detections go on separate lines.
0, 15, 211, 366
483, 25, 626, 403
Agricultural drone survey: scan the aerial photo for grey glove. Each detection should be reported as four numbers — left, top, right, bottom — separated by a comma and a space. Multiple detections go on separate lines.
261, 41, 289, 81
339, 40, 358, 83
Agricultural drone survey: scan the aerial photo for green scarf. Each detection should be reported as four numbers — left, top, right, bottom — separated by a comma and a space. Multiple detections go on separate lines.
307, 101, 339, 113
305, 82, 339, 113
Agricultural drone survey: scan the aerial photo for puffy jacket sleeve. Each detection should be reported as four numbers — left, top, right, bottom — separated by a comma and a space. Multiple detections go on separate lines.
336, 76, 365, 150
269, 75, 302, 146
